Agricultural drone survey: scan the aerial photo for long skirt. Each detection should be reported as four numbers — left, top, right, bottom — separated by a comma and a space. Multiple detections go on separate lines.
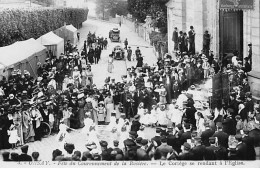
91, 109, 98, 125
23, 124, 35, 143
78, 108, 85, 128
105, 104, 114, 123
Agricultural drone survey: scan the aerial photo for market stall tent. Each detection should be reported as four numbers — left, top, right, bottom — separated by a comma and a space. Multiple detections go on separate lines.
54, 24, 78, 45
0, 38, 47, 80
37, 31, 64, 57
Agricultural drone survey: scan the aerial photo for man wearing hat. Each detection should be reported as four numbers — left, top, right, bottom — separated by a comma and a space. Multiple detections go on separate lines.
201, 122, 215, 147
154, 135, 174, 160
167, 126, 181, 153
222, 108, 236, 135
235, 134, 247, 160
136, 139, 149, 160
213, 122, 229, 149
178, 142, 194, 160
204, 137, 220, 160
112, 140, 124, 156
151, 127, 162, 147
242, 128, 256, 160
191, 137, 205, 160
127, 46, 132, 61
18, 145, 32, 161
100, 140, 113, 160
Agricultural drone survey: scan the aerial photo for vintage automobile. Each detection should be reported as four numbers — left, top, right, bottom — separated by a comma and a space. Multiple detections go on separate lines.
112, 45, 125, 60
109, 28, 120, 42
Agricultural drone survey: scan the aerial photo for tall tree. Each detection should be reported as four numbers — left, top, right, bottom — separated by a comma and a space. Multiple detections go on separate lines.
127, 0, 168, 34
95, 0, 118, 19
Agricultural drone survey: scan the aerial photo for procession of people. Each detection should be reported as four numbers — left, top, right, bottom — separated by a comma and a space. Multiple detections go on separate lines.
1, 25, 260, 162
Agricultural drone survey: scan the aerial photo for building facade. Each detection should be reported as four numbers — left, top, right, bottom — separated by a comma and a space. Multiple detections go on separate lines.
167, 0, 260, 99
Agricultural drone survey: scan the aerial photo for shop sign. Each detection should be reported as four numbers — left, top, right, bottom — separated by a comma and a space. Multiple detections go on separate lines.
220, 0, 254, 10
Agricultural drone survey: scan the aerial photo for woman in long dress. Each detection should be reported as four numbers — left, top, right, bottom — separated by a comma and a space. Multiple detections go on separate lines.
159, 85, 167, 104
12, 109, 24, 146
107, 55, 114, 73
104, 93, 114, 124
22, 108, 35, 143
86, 68, 94, 87
78, 95, 86, 128
81, 68, 87, 87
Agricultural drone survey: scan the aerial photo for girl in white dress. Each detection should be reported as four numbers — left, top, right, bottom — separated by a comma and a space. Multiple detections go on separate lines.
139, 109, 149, 126
149, 105, 158, 126
8, 124, 19, 149
137, 102, 145, 117
108, 111, 117, 131
82, 112, 94, 136
196, 112, 205, 136
171, 105, 183, 126
157, 104, 168, 126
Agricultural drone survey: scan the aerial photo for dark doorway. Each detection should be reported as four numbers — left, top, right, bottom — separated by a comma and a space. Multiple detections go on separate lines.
220, 10, 243, 62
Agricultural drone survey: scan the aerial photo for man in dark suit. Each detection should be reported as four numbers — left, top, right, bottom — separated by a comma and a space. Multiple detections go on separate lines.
180, 123, 192, 145
191, 137, 205, 160
204, 137, 219, 160
188, 26, 196, 55
167, 127, 181, 153
151, 128, 162, 147
112, 140, 124, 156
213, 122, 229, 149
235, 134, 247, 160
18, 145, 32, 161
178, 142, 194, 160
155, 136, 173, 159
242, 129, 256, 160
172, 27, 179, 51
201, 122, 215, 147
178, 31, 185, 54
136, 139, 150, 160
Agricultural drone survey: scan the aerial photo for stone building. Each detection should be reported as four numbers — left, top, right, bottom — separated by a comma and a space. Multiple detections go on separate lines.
167, 0, 260, 99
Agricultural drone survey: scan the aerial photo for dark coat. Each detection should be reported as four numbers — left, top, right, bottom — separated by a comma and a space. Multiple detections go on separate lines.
213, 131, 229, 149
236, 142, 247, 160
178, 151, 194, 160
18, 154, 32, 161
191, 145, 206, 160
201, 129, 215, 146
242, 135, 256, 160
180, 131, 191, 145
136, 148, 149, 160
204, 145, 219, 160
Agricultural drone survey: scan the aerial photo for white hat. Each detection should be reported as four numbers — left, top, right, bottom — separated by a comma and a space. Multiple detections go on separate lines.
38, 92, 44, 98
77, 93, 84, 99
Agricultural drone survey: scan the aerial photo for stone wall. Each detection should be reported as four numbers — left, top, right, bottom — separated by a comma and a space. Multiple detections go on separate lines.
167, 0, 260, 98
167, 0, 218, 56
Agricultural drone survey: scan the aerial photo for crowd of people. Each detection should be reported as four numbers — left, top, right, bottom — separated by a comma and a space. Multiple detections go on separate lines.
1, 28, 260, 162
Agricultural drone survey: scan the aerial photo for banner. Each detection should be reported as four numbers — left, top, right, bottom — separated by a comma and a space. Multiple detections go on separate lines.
220, 0, 254, 10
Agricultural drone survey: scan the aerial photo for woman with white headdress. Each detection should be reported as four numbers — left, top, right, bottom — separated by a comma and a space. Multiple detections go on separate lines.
157, 104, 168, 127
139, 109, 149, 126
87, 124, 100, 150
108, 111, 117, 131
56, 121, 74, 151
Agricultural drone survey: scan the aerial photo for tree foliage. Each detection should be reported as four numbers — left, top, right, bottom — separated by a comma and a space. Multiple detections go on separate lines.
0, 8, 89, 47
95, 0, 128, 18
127, 0, 168, 34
